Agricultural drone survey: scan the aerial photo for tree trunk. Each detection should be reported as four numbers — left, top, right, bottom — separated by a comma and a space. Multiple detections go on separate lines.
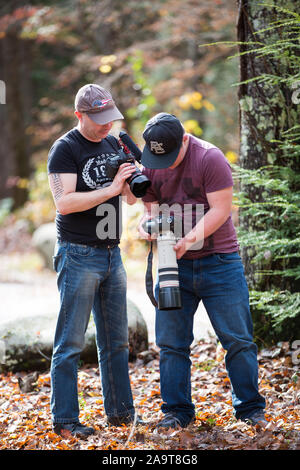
0, 24, 33, 208
236, 0, 299, 292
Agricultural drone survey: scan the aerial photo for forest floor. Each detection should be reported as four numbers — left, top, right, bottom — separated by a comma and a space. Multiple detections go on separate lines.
0, 224, 299, 452
0, 339, 299, 451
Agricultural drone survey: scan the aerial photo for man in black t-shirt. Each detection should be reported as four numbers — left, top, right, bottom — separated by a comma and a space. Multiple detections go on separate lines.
47, 84, 139, 438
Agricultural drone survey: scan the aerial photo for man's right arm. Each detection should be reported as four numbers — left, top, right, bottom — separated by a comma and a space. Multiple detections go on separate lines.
49, 163, 136, 215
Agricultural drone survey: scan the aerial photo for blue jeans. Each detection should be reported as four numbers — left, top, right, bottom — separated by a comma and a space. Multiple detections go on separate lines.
155, 252, 265, 425
50, 241, 134, 424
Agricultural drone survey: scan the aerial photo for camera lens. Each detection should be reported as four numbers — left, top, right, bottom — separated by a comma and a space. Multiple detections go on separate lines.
158, 286, 181, 310
157, 234, 182, 310
129, 173, 151, 198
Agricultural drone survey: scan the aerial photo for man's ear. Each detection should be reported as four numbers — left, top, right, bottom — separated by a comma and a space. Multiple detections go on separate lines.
74, 110, 82, 120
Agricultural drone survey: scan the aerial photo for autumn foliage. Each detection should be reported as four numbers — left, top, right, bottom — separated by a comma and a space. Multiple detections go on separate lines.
0, 340, 299, 451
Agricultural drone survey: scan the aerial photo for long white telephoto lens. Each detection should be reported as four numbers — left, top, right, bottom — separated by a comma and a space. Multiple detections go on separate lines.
157, 231, 182, 310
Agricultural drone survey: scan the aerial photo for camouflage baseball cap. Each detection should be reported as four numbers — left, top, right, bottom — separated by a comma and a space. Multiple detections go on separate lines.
75, 83, 124, 125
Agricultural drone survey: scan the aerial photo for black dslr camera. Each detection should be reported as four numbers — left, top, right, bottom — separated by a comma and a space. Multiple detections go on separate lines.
105, 132, 151, 198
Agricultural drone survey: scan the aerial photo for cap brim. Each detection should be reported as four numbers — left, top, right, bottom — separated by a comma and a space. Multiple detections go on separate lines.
141, 144, 180, 169
86, 106, 124, 125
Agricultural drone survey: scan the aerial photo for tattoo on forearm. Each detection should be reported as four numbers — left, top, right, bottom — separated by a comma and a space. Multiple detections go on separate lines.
51, 173, 64, 201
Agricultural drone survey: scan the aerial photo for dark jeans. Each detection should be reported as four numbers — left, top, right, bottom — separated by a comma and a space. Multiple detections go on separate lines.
155, 252, 265, 425
50, 241, 134, 424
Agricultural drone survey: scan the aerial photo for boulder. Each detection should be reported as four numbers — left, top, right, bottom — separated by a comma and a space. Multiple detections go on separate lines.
127, 299, 148, 360
32, 223, 56, 270
0, 298, 148, 372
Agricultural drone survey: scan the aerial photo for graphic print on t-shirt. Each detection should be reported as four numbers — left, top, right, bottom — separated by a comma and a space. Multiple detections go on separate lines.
82, 153, 117, 189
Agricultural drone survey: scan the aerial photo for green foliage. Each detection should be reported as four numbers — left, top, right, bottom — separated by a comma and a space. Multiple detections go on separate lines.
249, 290, 300, 346
234, 161, 300, 344
126, 51, 157, 129
233, 163, 300, 275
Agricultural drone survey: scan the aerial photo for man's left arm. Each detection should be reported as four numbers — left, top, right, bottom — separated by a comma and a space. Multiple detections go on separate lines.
174, 186, 233, 259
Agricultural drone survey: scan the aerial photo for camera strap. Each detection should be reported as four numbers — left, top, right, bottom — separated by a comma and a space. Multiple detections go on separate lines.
145, 242, 158, 308
105, 134, 122, 151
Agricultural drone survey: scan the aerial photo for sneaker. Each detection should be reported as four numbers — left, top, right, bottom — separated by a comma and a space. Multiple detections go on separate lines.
107, 414, 146, 427
241, 410, 268, 427
156, 413, 184, 430
53, 422, 95, 438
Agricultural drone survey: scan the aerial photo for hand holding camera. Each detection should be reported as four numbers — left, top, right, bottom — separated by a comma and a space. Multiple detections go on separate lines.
109, 162, 137, 197
173, 229, 198, 259
138, 213, 158, 241
105, 132, 151, 198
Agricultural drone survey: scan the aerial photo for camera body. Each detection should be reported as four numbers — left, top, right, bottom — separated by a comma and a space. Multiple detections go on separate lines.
143, 214, 182, 311
105, 148, 151, 198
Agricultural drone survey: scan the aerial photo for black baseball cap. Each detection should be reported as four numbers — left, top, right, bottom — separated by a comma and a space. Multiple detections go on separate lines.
141, 113, 184, 169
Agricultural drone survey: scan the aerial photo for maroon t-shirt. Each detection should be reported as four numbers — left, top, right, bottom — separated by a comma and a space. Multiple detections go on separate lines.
142, 134, 239, 259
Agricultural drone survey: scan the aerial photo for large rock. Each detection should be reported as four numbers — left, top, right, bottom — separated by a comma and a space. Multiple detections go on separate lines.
127, 299, 148, 360
32, 223, 56, 270
0, 299, 148, 372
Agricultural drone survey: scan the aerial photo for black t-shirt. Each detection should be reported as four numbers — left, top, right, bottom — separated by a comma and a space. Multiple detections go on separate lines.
47, 128, 123, 247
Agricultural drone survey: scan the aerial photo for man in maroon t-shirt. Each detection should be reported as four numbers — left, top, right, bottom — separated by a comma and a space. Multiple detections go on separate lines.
138, 113, 266, 429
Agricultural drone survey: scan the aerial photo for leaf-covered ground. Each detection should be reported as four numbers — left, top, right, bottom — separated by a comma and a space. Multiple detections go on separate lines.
0, 339, 299, 451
